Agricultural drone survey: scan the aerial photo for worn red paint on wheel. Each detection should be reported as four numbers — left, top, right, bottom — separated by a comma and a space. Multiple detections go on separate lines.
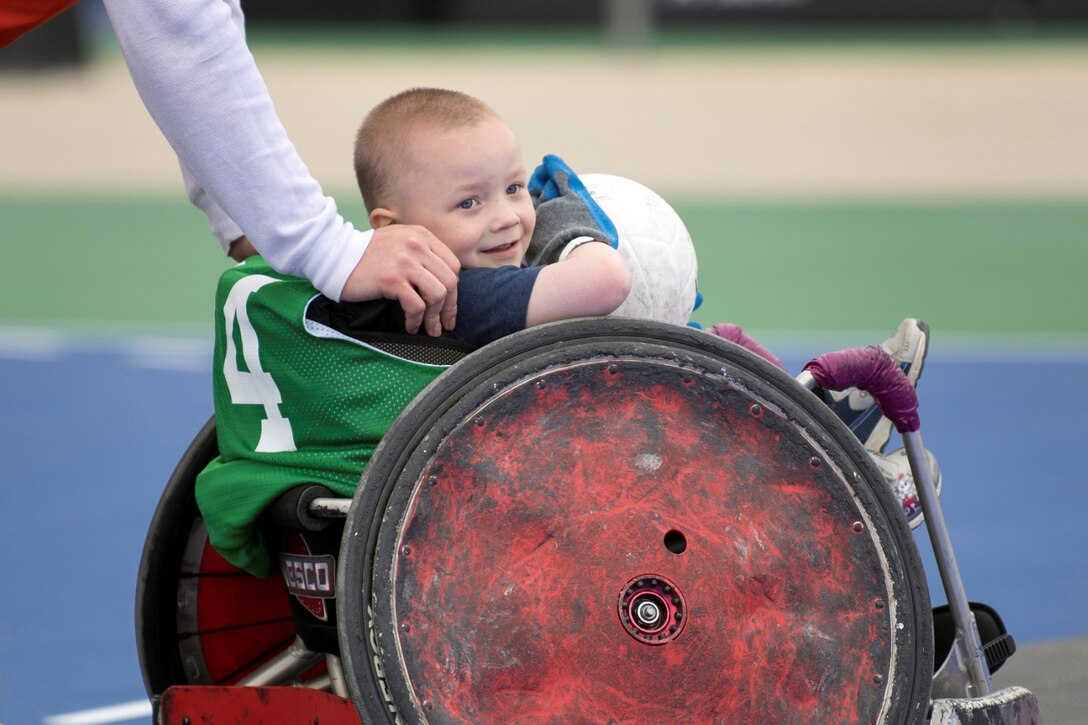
159, 685, 360, 724
387, 359, 894, 722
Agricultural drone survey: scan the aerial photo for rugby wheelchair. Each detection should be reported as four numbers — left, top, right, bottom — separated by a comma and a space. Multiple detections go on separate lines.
136, 319, 1040, 723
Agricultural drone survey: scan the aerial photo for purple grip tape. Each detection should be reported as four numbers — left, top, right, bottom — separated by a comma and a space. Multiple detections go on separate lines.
803, 345, 920, 433
707, 323, 786, 371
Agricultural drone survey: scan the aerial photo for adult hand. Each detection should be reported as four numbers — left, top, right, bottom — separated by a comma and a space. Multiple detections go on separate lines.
340, 224, 460, 336
227, 235, 258, 262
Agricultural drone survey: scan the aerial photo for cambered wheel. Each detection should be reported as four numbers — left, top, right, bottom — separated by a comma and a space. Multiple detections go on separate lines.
338, 319, 933, 724
135, 418, 323, 697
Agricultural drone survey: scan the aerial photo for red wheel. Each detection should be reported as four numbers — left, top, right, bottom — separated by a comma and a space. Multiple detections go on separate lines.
338, 319, 933, 724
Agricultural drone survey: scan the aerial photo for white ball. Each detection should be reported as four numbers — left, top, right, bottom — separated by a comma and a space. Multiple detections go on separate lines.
582, 173, 699, 327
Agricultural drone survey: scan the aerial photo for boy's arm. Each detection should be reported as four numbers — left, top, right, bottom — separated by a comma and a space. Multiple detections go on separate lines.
525, 242, 631, 327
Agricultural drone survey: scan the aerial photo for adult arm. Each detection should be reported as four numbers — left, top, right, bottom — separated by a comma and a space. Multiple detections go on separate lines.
101, 0, 457, 333
180, 164, 246, 256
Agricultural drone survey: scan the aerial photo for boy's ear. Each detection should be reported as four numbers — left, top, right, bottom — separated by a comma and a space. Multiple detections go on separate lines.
369, 207, 398, 229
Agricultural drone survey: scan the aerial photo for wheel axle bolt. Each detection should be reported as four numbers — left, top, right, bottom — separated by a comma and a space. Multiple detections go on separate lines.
635, 599, 663, 627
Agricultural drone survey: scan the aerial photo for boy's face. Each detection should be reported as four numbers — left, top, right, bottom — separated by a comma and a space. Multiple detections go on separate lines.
373, 116, 536, 269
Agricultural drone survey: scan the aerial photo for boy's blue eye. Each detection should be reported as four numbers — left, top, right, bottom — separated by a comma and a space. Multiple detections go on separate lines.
458, 199, 477, 210
506, 183, 522, 195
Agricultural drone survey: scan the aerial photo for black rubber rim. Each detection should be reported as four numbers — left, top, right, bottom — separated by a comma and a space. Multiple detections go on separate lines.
135, 416, 218, 696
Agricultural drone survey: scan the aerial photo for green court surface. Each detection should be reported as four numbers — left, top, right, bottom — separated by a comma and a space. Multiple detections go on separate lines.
3, 194, 1085, 342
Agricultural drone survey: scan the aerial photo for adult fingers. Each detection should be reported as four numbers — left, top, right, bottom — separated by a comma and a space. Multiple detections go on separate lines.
417, 240, 459, 334
343, 225, 459, 336
384, 228, 459, 335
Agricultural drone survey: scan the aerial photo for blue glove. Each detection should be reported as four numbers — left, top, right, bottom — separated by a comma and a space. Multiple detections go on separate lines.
527, 154, 619, 266
687, 290, 704, 329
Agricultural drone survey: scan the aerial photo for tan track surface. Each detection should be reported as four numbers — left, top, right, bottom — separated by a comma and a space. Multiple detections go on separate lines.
3, 43, 1088, 198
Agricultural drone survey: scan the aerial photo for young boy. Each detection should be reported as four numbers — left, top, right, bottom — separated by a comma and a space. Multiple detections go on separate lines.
354, 87, 633, 344
196, 88, 631, 577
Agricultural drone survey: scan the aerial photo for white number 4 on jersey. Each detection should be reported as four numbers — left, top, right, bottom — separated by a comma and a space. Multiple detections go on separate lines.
221, 275, 297, 453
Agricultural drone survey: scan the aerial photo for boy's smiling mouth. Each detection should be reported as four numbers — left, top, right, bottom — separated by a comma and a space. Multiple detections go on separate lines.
483, 240, 519, 255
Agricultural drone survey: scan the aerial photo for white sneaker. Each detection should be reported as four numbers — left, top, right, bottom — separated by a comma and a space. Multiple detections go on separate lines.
871, 446, 941, 529
827, 318, 930, 453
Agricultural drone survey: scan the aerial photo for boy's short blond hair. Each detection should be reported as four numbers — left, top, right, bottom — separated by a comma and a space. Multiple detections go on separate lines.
354, 88, 498, 212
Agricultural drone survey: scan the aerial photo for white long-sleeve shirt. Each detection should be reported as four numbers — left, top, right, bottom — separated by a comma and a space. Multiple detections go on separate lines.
103, 0, 370, 300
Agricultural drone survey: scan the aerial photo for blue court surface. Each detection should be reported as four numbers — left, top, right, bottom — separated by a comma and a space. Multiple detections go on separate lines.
1, 331, 1085, 724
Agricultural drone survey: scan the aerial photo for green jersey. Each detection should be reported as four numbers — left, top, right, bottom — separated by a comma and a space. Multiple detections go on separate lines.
195, 258, 463, 577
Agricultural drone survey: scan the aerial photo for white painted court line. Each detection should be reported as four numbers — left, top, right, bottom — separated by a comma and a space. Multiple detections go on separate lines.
0, 325, 66, 361
2, 326, 1085, 368
756, 329, 1088, 364
42, 700, 152, 725
124, 335, 212, 373
0, 326, 213, 371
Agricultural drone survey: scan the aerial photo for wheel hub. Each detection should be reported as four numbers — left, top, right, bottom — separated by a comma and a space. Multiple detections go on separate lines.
618, 574, 686, 645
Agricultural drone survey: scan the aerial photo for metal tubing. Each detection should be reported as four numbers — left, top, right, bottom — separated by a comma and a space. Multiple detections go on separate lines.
309, 497, 350, 518
303, 673, 332, 691
903, 429, 993, 698
325, 654, 349, 698
236, 635, 324, 687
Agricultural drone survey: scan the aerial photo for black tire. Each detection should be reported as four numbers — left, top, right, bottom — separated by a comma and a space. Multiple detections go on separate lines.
136, 416, 218, 696
337, 318, 933, 724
